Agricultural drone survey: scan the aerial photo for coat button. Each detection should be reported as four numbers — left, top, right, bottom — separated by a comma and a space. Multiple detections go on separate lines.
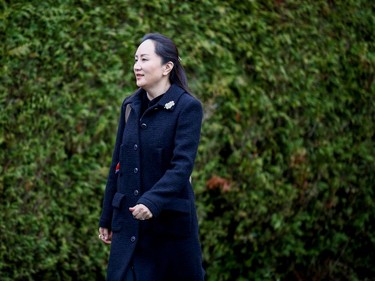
141, 123, 147, 129
133, 168, 138, 174
130, 236, 136, 242
133, 144, 138, 150
133, 189, 139, 196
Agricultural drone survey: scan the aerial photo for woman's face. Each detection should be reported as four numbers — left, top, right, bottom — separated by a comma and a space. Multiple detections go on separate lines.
134, 39, 166, 91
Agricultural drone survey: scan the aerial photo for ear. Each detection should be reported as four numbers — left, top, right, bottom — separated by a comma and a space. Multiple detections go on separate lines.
163, 61, 174, 76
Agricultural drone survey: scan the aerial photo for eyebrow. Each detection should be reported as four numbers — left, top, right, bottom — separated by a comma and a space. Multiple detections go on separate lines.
134, 54, 150, 58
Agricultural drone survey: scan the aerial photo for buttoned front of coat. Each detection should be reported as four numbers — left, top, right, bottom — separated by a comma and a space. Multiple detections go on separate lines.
99, 84, 205, 281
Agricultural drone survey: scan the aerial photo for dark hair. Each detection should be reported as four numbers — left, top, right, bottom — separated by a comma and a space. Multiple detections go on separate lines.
141, 33, 190, 93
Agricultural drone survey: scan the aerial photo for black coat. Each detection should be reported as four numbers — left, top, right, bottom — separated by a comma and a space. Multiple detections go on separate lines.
99, 84, 205, 281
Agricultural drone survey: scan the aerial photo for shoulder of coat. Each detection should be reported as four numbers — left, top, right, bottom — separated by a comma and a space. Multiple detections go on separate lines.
179, 91, 202, 107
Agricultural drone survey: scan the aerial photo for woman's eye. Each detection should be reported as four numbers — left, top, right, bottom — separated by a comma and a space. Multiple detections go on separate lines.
134, 58, 148, 63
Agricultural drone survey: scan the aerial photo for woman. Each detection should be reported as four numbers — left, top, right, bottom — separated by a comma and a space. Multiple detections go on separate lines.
98, 33, 205, 281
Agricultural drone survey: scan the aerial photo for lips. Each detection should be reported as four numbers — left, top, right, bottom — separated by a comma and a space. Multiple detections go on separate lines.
135, 73, 144, 79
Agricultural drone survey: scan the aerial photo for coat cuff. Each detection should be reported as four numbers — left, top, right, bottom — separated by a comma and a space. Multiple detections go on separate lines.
99, 217, 112, 230
137, 197, 161, 218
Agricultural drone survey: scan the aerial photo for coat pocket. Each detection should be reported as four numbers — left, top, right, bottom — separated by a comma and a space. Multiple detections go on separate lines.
150, 198, 192, 238
111, 192, 126, 232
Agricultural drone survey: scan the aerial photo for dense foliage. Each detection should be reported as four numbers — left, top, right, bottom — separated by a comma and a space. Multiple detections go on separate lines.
1, 0, 374, 280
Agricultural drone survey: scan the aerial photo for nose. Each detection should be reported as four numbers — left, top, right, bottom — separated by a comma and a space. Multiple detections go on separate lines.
134, 61, 141, 71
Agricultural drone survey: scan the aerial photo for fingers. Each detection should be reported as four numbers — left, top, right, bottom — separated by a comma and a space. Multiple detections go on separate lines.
98, 227, 112, 244
129, 204, 153, 220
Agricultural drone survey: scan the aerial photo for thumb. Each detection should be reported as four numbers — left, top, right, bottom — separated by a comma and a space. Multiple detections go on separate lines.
129, 206, 136, 212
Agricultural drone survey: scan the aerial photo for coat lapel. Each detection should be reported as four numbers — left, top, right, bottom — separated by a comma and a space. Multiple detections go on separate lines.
125, 88, 143, 119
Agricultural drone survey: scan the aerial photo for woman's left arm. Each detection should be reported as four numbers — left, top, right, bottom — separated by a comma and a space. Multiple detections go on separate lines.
137, 96, 203, 217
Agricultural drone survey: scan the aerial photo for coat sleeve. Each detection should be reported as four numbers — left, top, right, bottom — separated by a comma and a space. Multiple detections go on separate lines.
137, 96, 203, 217
99, 101, 126, 229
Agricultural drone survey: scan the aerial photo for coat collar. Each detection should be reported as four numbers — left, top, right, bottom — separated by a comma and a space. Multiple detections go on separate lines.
156, 84, 186, 112
125, 84, 186, 114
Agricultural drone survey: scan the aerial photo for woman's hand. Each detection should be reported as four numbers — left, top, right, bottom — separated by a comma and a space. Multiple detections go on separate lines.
129, 204, 153, 220
98, 227, 112, 244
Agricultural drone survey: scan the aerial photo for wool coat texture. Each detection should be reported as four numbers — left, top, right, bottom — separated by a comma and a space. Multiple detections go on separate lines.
99, 84, 205, 281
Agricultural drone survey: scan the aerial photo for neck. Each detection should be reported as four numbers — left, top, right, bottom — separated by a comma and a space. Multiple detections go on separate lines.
146, 80, 171, 100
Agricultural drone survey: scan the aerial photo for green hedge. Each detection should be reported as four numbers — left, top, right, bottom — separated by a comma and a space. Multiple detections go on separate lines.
1, 1, 374, 280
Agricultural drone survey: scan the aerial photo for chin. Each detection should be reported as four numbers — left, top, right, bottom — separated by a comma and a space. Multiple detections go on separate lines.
136, 81, 145, 88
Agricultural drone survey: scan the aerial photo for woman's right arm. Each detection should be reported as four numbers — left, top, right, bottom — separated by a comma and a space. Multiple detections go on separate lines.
98, 101, 126, 229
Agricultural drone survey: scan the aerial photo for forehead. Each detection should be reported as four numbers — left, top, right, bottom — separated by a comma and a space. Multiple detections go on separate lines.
135, 39, 156, 56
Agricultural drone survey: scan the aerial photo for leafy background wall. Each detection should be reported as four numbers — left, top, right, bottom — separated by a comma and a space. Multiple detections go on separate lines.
1, 1, 374, 280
